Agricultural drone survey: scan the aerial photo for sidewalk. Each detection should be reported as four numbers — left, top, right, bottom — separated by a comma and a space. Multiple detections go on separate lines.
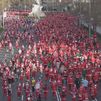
81, 20, 101, 35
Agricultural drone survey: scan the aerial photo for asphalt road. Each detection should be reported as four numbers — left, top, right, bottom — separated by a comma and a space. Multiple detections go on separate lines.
0, 16, 101, 101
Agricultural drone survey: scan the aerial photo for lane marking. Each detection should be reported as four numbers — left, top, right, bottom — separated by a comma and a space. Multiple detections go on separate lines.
56, 91, 60, 101
57, 90, 61, 101
21, 95, 24, 101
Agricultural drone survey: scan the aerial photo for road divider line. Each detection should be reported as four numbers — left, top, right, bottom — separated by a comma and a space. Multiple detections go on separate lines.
56, 91, 60, 101
57, 90, 61, 101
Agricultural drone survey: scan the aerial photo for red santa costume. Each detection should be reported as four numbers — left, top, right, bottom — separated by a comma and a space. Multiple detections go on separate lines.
67, 76, 73, 90
17, 83, 22, 97
43, 85, 48, 99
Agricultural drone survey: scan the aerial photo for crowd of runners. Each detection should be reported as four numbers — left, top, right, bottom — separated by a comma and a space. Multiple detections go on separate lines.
0, 12, 101, 101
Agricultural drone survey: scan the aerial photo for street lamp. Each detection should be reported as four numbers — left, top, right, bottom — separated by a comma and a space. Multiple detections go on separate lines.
88, 0, 91, 37
2, 0, 4, 28
78, 0, 82, 26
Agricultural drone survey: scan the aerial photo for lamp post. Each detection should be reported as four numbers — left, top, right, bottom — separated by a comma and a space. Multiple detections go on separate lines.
80, 0, 81, 14
88, 0, 91, 37
24, 0, 27, 11
2, 0, 4, 28
78, 0, 82, 27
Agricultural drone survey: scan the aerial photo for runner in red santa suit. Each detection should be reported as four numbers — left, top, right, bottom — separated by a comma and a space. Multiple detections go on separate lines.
95, 66, 101, 80
5, 67, 12, 84
86, 69, 92, 85
78, 91, 83, 101
61, 86, 67, 101
7, 85, 12, 101
16, 58, 21, 69
18, 48, 23, 56
21, 45, 25, 53
35, 80, 42, 99
63, 70, 67, 79
78, 85, 85, 101
71, 84, 78, 101
93, 71, 99, 84
11, 71, 15, 83
26, 67, 30, 81
49, 68, 54, 81
53, 68, 57, 80
44, 67, 49, 81
83, 92, 89, 101
57, 74, 62, 92
24, 58, 28, 67
32, 65, 37, 78
67, 75, 74, 91
6, 67, 10, 77
26, 49, 31, 57
43, 84, 48, 100
51, 81, 57, 96
25, 88, 30, 99
0, 42, 3, 51
0, 63, 3, 76
2, 80, 8, 96
90, 84, 97, 101
8, 42, 13, 52
17, 83, 22, 98
1, 39, 5, 48
25, 81, 30, 93
35, 88, 41, 100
